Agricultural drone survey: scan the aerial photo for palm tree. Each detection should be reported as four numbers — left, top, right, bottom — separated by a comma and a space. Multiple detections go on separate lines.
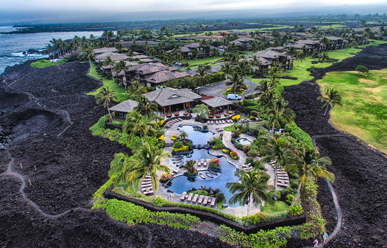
292, 146, 335, 206
135, 95, 158, 123
226, 169, 273, 218
319, 52, 329, 68
96, 86, 118, 121
108, 153, 137, 192
82, 48, 95, 67
226, 71, 244, 96
317, 87, 343, 115
127, 81, 147, 100
237, 60, 252, 82
104, 56, 116, 78
297, 52, 306, 67
123, 110, 157, 145
195, 66, 210, 94
311, 52, 320, 69
180, 131, 189, 144
192, 48, 199, 66
257, 88, 276, 113
220, 62, 233, 79
211, 47, 219, 63
266, 97, 294, 135
127, 143, 170, 198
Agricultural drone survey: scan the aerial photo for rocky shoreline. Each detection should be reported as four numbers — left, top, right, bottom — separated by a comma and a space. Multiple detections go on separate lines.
0, 43, 386, 247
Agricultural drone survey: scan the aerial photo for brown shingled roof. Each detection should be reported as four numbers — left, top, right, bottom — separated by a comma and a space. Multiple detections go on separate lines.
144, 87, 201, 107
144, 71, 189, 85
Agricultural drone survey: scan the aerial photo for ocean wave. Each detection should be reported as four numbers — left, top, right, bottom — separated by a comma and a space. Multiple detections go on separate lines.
11, 52, 47, 57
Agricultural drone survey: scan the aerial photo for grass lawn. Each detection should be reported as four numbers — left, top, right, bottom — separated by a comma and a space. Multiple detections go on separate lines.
249, 40, 387, 87
317, 69, 387, 153
30, 59, 66, 68
261, 201, 289, 214
317, 24, 347, 29
224, 124, 236, 131
87, 62, 126, 99
183, 56, 223, 68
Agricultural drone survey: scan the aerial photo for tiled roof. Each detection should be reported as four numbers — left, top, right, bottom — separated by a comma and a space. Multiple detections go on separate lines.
144, 71, 189, 85
144, 87, 201, 107
110, 100, 138, 113
128, 63, 174, 75
93, 47, 118, 54
201, 97, 233, 108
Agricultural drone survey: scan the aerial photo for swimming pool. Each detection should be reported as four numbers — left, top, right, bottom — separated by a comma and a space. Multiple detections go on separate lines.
167, 125, 241, 207
236, 137, 252, 146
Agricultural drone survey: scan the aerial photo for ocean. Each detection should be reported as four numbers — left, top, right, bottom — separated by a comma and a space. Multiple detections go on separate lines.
0, 26, 103, 74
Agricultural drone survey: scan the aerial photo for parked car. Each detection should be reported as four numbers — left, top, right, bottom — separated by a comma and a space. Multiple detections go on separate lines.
227, 94, 241, 100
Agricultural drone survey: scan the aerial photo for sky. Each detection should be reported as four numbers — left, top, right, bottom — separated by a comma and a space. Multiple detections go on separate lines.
1, 0, 387, 24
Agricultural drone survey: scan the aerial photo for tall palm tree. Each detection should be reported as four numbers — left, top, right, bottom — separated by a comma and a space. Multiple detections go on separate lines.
195, 66, 209, 94
180, 131, 189, 143
104, 56, 116, 78
257, 88, 276, 113
123, 110, 157, 145
266, 97, 294, 135
135, 95, 159, 123
292, 146, 335, 206
220, 62, 233, 79
128, 81, 147, 100
297, 52, 306, 67
311, 52, 320, 69
192, 48, 199, 66
211, 47, 219, 63
108, 153, 137, 192
237, 60, 252, 83
226, 71, 244, 96
127, 143, 171, 198
319, 52, 329, 68
96, 86, 118, 121
317, 87, 343, 115
226, 169, 273, 218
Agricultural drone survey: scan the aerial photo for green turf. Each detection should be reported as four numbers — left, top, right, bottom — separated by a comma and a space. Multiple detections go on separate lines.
316, 24, 347, 29
248, 40, 387, 87
224, 124, 236, 131
183, 56, 223, 68
30, 59, 66, 68
87, 62, 126, 97
261, 201, 289, 214
318, 69, 387, 153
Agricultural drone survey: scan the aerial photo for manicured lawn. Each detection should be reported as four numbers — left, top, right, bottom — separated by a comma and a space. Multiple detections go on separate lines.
317, 69, 387, 153
249, 40, 387, 87
224, 124, 236, 131
183, 56, 223, 68
317, 24, 347, 29
31, 59, 66, 68
87, 62, 126, 98
261, 201, 289, 214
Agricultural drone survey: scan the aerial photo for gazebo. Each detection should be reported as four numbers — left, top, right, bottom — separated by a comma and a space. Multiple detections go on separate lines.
109, 100, 138, 119
201, 97, 233, 114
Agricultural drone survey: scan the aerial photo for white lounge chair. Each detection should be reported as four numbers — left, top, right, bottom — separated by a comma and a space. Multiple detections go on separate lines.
180, 192, 187, 201
203, 159, 207, 167
192, 194, 199, 203
187, 193, 194, 202
198, 195, 204, 204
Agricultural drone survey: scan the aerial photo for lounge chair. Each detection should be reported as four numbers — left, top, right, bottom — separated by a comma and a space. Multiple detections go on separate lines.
222, 120, 226, 124
198, 195, 204, 204
203, 196, 209, 205
180, 192, 187, 201
210, 197, 216, 207
198, 159, 203, 166
144, 191, 153, 195
192, 194, 199, 203
203, 159, 207, 167
187, 193, 194, 202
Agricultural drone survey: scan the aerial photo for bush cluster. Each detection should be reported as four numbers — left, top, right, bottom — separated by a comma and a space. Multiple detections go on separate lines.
284, 122, 313, 149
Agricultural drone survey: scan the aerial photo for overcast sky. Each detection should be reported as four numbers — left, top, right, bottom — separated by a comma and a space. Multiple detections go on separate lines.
1, 0, 387, 24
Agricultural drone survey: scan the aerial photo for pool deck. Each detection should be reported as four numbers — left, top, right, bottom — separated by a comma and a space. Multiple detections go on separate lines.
157, 116, 277, 217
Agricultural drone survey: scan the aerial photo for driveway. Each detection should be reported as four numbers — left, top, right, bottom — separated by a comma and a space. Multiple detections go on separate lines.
201, 81, 229, 98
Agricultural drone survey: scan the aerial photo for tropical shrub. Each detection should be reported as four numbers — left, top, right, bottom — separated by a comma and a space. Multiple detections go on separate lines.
158, 135, 166, 142
173, 145, 188, 152
268, 191, 281, 200
244, 105, 259, 113
250, 110, 259, 117
250, 116, 255, 120
222, 149, 229, 153
171, 135, 178, 141
160, 173, 172, 182
289, 204, 303, 216
230, 151, 238, 160
242, 99, 258, 106
243, 145, 251, 153
245, 157, 254, 165
248, 120, 268, 135
284, 122, 313, 149
209, 158, 220, 166
247, 148, 259, 158
242, 212, 269, 225
216, 192, 225, 203
286, 194, 295, 205
211, 136, 224, 149
232, 115, 241, 122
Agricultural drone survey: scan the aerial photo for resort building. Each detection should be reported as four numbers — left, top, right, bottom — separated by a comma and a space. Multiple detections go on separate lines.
144, 87, 201, 113
201, 96, 234, 114
231, 38, 256, 49
250, 50, 293, 70
287, 40, 321, 55
175, 43, 214, 59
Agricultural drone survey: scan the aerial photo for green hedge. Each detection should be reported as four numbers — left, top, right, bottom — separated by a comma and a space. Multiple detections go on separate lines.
284, 122, 313, 149
103, 199, 201, 229
242, 99, 258, 107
